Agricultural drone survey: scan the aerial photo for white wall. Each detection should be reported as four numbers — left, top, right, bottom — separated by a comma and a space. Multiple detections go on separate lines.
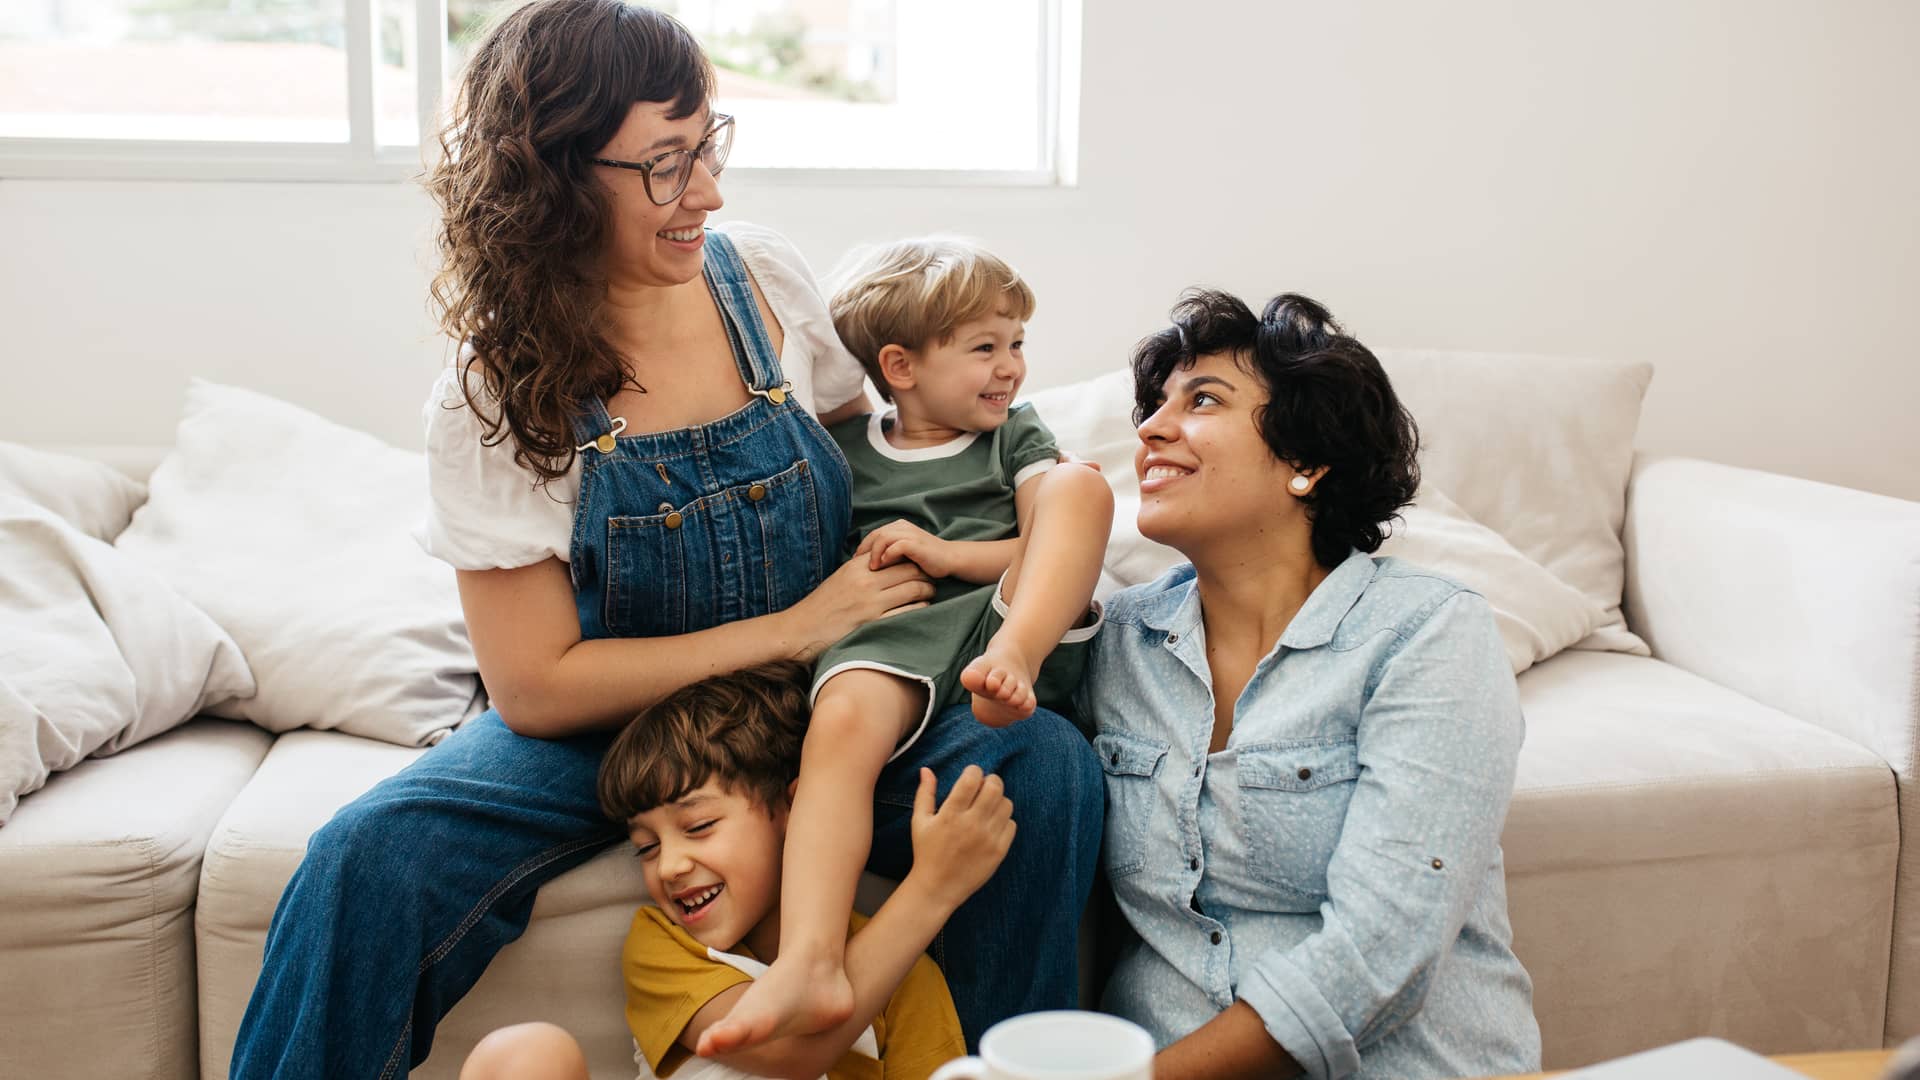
4, 0, 1916, 499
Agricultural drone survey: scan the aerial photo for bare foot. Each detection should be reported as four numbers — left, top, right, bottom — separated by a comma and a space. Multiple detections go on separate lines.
960, 642, 1039, 727
696, 955, 853, 1057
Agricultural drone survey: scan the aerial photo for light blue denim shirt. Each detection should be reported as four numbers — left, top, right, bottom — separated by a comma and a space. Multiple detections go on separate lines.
1078, 550, 1540, 1080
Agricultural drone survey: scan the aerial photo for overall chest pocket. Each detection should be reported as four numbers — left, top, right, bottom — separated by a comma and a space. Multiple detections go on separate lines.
746, 458, 826, 615
1095, 730, 1170, 879
602, 460, 824, 638
1235, 740, 1362, 900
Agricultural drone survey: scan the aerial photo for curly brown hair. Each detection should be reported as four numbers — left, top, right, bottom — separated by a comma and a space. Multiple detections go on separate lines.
425, 0, 714, 483
597, 660, 813, 823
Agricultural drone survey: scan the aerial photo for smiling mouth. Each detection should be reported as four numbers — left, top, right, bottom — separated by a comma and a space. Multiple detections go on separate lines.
980, 391, 1011, 405
675, 884, 723, 916
1143, 465, 1191, 480
659, 226, 703, 243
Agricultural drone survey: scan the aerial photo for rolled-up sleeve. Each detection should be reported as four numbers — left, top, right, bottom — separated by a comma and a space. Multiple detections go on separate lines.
1237, 590, 1524, 1080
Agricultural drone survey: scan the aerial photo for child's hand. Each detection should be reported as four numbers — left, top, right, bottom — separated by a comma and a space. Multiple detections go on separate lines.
906, 766, 1016, 910
857, 520, 955, 577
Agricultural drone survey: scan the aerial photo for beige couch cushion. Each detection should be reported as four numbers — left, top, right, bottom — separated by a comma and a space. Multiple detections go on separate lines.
1378, 349, 1653, 654
195, 730, 712, 1079
1507, 650, 1899, 1067
197, 730, 929, 1079
0, 718, 272, 1080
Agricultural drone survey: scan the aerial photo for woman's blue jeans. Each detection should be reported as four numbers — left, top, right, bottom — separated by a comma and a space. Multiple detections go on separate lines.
229, 703, 1103, 1078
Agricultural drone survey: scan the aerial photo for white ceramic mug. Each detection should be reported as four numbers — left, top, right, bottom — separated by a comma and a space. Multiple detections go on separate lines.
930, 1011, 1154, 1080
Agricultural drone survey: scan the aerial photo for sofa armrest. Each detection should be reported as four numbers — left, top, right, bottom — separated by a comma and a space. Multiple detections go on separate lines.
1623, 455, 1919, 775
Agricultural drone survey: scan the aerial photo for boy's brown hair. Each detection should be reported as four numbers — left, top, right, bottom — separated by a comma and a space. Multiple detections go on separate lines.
597, 660, 812, 823
829, 236, 1037, 402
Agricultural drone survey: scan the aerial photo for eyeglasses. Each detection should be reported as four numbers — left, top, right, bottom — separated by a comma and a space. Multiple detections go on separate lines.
591, 114, 735, 206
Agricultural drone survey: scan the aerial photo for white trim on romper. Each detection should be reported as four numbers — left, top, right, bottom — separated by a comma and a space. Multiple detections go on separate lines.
807, 573, 1107, 763
865, 411, 983, 462
1011, 458, 1056, 489
810, 661, 942, 764
993, 568, 1107, 643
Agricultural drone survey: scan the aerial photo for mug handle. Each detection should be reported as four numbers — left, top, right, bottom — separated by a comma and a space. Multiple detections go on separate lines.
930, 1056, 987, 1080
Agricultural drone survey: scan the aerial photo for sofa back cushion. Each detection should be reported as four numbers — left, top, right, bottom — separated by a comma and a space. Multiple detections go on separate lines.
1375, 349, 1652, 652
0, 441, 148, 542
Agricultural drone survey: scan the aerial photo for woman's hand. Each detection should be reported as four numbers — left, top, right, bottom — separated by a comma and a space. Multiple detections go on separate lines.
781, 555, 934, 661
857, 519, 958, 577
904, 766, 1017, 911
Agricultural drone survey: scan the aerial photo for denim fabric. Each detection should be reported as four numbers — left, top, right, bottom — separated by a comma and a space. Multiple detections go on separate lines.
566, 230, 851, 642
1080, 550, 1541, 1080
230, 230, 1102, 1077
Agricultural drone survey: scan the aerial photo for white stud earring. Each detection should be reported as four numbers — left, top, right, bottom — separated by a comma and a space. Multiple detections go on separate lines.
1289, 475, 1311, 494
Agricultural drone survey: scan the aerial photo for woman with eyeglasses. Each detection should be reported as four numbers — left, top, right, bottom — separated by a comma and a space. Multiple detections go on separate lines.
226, 3, 1104, 1077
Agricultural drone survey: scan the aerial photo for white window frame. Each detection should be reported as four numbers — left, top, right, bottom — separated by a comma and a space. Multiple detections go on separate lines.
0, 0, 1079, 186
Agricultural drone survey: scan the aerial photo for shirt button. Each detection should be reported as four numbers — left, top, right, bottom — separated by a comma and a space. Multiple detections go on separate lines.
1297, 767, 1312, 781
1110, 751, 1121, 766
1166, 632, 1179, 644
1210, 931, 1223, 945
748, 483, 768, 502
1431, 858, 1445, 871
1189, 857, 1199, 871
1192, 764, 1202, 777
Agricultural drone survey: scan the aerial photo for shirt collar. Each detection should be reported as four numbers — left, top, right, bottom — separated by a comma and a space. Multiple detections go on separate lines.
1136, 548, 1375, 650
1278, 548, 1376, 650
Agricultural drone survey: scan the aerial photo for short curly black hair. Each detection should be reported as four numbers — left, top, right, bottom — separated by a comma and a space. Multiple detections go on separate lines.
1131, 290, 1420, 568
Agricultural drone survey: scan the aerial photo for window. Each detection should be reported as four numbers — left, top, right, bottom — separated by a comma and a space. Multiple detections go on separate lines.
0, 0, 1076, 182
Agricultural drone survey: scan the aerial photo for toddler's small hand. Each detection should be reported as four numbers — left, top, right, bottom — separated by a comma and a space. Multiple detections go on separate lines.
857, 520, 953, 578
908, 766, 1015, 908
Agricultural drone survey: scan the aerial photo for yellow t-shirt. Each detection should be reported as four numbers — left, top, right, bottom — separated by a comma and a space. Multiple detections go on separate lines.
624, 906, 966, 1080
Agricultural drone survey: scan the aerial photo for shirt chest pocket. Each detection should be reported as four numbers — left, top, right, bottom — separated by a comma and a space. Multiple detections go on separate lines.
1094, 731, 1170, 879
1234, 740, 1362, 901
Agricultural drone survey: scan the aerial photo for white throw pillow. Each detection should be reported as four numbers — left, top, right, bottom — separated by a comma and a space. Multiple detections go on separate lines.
1377, 486, 1604, 673
0, 497, 255, 823
115, 381, 483, 746
0, 441, 147, 542
1376, 349, 1652, 654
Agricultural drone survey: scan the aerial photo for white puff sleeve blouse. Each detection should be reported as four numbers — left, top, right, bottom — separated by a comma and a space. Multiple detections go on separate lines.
418, 221, 868, 571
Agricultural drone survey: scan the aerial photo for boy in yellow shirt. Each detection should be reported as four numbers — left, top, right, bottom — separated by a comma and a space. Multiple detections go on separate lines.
458, 660, 1012, 1080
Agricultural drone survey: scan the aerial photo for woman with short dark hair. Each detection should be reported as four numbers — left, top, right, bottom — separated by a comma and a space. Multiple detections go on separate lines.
1080, 290, 1541, 1079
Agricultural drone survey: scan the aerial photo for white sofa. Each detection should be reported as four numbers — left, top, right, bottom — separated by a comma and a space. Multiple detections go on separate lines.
3, 353, 1915, 1080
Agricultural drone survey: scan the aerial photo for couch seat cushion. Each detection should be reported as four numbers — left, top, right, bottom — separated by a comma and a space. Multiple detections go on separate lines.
1506, 650, 1898, 1066
196, 729, 708, 1078
0, 718, 272, 1080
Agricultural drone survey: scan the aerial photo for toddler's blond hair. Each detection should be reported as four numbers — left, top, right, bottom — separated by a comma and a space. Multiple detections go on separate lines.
829, 237, 1037, 402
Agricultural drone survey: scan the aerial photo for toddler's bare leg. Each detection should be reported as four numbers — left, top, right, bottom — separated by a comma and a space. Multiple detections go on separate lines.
459, 1022, 589, 1080
699, 668, 925, 1055
963, 465, 1114, 727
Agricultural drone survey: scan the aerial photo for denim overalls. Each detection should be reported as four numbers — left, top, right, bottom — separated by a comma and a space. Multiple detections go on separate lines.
231, 230, 1103, 1080
568, 230, 851, 641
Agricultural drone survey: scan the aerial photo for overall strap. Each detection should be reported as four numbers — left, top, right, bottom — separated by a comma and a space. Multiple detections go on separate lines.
700, 229, 785, 394
567, 393, 619, 449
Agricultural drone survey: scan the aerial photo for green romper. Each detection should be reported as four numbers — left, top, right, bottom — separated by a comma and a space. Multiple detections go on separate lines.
814, 405, 1101, 752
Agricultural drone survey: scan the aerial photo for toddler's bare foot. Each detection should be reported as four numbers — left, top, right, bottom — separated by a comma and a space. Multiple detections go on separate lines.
696, 954, 853, 1057
961, 643, 1039, 727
